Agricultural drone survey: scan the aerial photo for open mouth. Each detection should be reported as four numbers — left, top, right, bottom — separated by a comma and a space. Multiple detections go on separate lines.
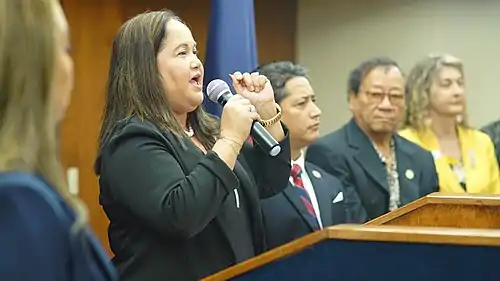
190, 73, 202, 86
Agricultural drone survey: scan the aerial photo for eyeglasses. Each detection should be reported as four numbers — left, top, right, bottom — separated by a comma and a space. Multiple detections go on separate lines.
363, 91, 405, 106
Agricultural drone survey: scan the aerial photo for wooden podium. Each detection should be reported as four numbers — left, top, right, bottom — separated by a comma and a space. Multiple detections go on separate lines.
366, 192, 500, 228
203, 224, 500, 281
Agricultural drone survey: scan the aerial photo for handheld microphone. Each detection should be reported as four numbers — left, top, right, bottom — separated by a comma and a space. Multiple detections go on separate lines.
207, 79, 281, 157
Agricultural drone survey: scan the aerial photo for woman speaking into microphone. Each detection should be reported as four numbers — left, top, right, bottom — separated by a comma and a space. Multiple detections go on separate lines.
94, 10, 291, 281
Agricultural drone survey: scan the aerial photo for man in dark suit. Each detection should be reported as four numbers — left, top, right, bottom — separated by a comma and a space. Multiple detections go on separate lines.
481, 119, 500, 166
306, 57, 439, 221
257, 62, 367, 249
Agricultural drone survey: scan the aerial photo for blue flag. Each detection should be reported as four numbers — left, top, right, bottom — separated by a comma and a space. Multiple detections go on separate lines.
202, 0, 258, 116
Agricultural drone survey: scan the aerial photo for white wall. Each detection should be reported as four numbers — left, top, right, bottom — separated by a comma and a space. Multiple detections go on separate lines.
297, 0, 500, 134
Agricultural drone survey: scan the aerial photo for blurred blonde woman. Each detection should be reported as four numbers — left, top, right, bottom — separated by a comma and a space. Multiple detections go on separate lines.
399, 54, 500, 194
0, 0, 116, 280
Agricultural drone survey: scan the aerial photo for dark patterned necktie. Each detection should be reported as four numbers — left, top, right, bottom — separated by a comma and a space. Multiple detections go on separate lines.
291, 164, 317, 219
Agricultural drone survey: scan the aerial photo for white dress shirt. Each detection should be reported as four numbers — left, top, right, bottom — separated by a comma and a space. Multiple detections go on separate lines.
290, 153, 323, 229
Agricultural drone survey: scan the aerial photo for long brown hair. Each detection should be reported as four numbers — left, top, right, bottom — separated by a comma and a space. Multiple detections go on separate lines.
0, 0, 86, 229
98, 10, 219, 154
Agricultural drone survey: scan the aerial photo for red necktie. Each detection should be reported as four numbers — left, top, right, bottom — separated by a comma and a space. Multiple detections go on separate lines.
291, 164, 317, 219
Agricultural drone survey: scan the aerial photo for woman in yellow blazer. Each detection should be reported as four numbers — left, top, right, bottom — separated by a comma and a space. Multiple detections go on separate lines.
399, 54, 500, 194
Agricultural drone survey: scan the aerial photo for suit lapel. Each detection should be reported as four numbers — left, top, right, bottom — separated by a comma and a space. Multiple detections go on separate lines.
233, 159, 259, 206
207, 160, 263, 261
167, 135, 265, 258
305, 164, 333, 227
346, 119, 389, 192
283, 182, 319, 231
232, 159, 265, 253
394, 136, 420, 204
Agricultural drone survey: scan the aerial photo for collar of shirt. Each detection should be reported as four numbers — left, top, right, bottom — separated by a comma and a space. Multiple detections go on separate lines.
291, 151, 306, 170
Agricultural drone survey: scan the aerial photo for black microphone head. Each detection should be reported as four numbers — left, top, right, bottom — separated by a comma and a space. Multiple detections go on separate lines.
207, 79, 231, 103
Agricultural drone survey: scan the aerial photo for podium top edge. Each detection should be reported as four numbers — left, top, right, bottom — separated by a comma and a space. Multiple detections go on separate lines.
327, 224, 500, 247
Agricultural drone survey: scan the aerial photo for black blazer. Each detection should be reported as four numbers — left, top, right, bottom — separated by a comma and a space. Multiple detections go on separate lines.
260, 162, 367, 249
95, 117, 291, 281
306, 118, 439, 220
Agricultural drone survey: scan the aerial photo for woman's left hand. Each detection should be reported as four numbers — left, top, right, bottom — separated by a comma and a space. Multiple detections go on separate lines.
230, 72, 277, 119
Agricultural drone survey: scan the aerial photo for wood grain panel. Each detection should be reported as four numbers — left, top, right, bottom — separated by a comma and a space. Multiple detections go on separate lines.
385, 204, 500, 228
367, 193, 500, 229
121, 0, 297, 65
60, 0, 296, 255
255, 0, 297, 63
60, 0, 124, 255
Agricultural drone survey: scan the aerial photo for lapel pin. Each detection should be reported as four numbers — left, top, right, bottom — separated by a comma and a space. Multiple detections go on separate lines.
405, 169, 414, 180
312, 170, 321, 178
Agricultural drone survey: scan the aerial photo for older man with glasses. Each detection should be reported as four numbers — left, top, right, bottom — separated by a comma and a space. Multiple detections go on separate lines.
306, 57, 439, 220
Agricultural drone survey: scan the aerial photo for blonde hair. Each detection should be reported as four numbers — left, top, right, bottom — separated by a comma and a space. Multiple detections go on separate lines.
404, 53, 469, 131
0, 0, 86, 230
